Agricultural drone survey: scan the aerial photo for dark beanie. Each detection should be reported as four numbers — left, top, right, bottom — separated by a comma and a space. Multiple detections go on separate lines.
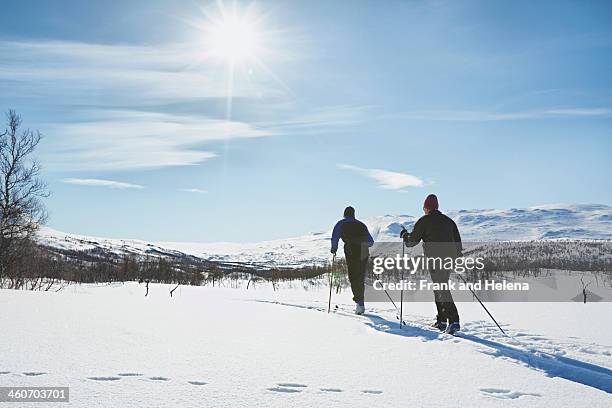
344, 206, 355, 217
423, 194, 439, 210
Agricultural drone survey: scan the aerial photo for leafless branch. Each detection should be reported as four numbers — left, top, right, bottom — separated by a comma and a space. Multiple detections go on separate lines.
0, 110, 50, 283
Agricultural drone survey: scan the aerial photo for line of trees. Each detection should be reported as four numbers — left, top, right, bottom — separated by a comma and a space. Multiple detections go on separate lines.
0, 110, 49, 288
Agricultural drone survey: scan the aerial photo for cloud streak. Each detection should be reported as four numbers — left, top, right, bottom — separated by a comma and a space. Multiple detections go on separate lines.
179, 188, 208, 194
62, 178, 144, 189
0, 40, 268, 101
339, 164, 424, 190
0, 40, 371, 172
390, 108, 612, 122
42, 106, 369, 171
0, 39, 280, 171
258, 105, 372, 134
44, 109, 274, 171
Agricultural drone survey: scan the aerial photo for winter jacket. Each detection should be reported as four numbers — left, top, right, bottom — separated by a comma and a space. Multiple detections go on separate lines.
404, 210, 462, 259
331, 216, 374, 256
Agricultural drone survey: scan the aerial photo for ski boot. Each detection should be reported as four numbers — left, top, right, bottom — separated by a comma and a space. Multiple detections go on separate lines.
431, 316, 447, 332
355, 302, 365, 315
446, 322, 460, 335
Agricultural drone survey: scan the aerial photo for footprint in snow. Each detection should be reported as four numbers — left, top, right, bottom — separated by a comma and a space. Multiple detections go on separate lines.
148, 376, 170, 381
22, 372, 46, 377
88, 376, 121, 381
117, 373, 143, 377
188, 381, 208, 386
362, 390, 383, 395
0, 371, 10, 375
320, 388, 343, 393
480, 388, 541, 399
277, 383, 307, 388
268, 383, 307, 393
267, 387, 302, 393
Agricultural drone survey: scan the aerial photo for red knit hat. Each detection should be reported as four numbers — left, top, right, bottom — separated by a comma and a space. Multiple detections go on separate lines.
423, 194, 439, 210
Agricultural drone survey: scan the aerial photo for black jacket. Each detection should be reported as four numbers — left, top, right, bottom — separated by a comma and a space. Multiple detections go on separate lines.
404, 210, 462, 258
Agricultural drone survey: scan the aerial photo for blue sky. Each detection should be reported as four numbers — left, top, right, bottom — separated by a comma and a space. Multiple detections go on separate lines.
1, 0, 610, 242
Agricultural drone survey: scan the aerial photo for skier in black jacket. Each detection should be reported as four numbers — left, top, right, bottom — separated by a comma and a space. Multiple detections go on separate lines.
401, 194, 462, 334
331, 206, 374, 315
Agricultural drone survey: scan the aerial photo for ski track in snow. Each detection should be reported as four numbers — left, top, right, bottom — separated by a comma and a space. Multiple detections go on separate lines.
256, 300, 612, 394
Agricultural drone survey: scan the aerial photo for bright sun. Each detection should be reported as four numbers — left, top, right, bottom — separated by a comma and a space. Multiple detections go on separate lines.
194, 0, 286, 121
208, 14, 262, 63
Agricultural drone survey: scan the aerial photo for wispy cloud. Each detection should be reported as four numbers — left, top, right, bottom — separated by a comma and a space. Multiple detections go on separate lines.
62, 178, 144, 189
179, 188, 208, 194
43, 106, 371, 171
0, 40, 268, 101
0, 40, 280, 171
390, 108, 612, 122
0, 40, 371, 171
338, 164, 424, 190
44, 109, 273, 171
258, 105, 372, 134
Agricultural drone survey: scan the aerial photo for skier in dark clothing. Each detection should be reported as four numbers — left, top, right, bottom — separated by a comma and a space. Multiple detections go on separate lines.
400, 194, 462, 334
331, 206, 374, 315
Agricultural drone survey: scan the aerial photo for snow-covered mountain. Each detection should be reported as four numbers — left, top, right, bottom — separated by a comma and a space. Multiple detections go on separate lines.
38, 204, 611, 268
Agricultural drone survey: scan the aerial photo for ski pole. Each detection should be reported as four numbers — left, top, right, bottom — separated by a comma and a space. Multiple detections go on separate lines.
383, 288, 399, 310
382, 288, 406, 325
328, 254, 335, 313
456, 273, 506, 336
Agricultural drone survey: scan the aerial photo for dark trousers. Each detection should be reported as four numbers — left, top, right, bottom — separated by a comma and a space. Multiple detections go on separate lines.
345, 253, 367, 304
431, 269, 459, 323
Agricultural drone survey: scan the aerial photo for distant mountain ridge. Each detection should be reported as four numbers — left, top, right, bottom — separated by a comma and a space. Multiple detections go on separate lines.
38, 204, 611, 268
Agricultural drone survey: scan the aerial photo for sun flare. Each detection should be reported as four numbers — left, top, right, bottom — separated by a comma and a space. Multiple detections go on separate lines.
208, 14, 261, 62
192, 0, 289, 126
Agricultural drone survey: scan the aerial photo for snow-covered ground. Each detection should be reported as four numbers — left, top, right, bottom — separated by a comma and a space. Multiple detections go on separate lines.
38, 203, 612, 267
2, 282, 610, 407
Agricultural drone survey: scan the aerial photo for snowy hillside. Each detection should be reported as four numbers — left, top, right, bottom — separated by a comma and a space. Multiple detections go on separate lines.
1, 282, 611, 407
38, 204, 611, 268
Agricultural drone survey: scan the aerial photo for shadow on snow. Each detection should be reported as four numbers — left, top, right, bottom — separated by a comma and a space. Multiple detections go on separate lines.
256, 300, 612, 394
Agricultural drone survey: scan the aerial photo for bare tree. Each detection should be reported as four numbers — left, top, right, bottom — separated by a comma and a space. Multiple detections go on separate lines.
0, 110, 49, 285
580, 277, 592, 304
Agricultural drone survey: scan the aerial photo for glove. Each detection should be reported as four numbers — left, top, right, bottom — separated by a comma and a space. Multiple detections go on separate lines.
400, 227, 410, 240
